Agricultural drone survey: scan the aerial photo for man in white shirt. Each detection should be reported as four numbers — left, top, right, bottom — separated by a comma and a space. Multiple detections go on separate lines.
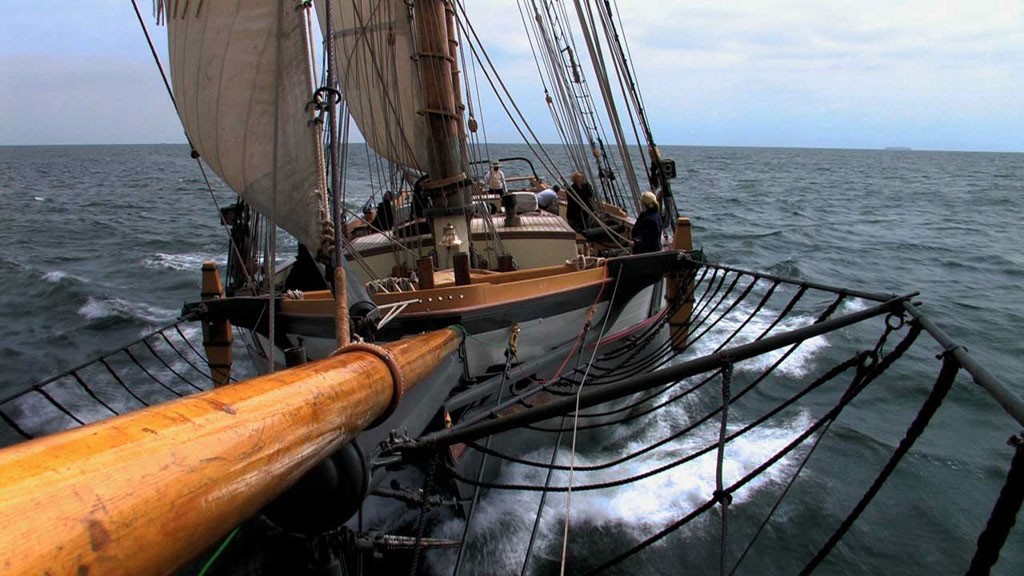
536, 184, 560, 214
486, 161, 506, 196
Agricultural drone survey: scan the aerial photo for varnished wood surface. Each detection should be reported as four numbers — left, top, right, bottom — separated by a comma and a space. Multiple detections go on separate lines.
283, 265, 607, 317
0, 329, 460, 576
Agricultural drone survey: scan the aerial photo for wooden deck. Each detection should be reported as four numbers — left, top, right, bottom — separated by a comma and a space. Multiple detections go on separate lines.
348, 213, 578, 259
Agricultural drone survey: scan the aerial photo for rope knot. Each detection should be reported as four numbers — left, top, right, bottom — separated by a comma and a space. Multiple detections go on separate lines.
714, 489, 733, 506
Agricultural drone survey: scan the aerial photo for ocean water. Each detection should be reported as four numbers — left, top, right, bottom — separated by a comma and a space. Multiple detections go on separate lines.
0, 144, 1021, 574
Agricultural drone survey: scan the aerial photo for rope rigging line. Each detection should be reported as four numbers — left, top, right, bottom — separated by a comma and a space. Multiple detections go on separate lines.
456, 0, 634, 249
0, 319, 253, 448
133, 1, 259, 291
559, 273, 621, 575
420, 248, 1023, 575
460, 351, 864, 475
575, 325, 922, 575
724, 311, 906, 575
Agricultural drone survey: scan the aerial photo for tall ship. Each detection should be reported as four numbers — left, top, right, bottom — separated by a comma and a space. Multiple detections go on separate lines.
0, 1, 1020, 575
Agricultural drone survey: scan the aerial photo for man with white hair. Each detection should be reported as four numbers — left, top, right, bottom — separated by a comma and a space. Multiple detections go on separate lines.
631, 191, 663, 254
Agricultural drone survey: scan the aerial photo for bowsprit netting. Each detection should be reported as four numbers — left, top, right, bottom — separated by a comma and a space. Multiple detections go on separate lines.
0, 319, 264, 449
406, 258, 1023, 576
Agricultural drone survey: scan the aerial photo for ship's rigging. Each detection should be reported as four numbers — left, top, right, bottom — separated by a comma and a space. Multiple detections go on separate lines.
1, 259, 1021, 574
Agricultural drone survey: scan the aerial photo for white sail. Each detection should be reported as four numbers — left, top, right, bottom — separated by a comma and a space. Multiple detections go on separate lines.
316, 0, 432, 172
165, 1, 329, 252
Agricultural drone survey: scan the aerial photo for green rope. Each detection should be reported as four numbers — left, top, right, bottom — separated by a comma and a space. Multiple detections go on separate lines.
197, 527, 240, 576
450, 325, 508, 350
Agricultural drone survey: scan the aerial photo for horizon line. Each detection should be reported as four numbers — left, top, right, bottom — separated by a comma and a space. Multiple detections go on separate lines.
0, 142, 1019, 154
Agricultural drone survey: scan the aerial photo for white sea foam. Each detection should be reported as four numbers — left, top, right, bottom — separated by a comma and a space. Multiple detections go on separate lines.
77, 296, 177, 324
430, 287, 834, 574
685, 294, 828, 378
43, 270, 69, 283
42, 270, 88, 284
437, 407, 813, 575
142, 252, 225, 272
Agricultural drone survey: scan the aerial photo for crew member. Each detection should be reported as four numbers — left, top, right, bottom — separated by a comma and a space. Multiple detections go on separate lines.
536, 185, 560, 215
567, 171, 597, 232
412, 175, 430, 219
486, 161, 507, 196
372, 191, 395, 232
631, 191, 662, 254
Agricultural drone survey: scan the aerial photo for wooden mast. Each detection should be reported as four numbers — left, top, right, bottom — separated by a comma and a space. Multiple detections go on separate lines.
0, 328, 460, 575
414, 0, 473, 269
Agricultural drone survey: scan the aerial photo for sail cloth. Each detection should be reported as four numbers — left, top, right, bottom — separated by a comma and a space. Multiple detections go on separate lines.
164, 1, 329, 252
315, 0, 431, 173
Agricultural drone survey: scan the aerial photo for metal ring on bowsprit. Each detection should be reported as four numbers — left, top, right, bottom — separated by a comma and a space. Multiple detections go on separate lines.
885, 313, 905, 331
331, 342, 406, 426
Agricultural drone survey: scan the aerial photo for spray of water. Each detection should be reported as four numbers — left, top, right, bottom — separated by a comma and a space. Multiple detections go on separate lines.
431, 295, 828, 574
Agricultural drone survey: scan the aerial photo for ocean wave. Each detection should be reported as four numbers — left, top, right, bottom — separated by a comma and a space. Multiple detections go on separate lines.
42, 270, 89, 285
77, 296, 177, 325
766, 258, 803, 280
684, 293, 828, 379
0, 255, 30, 272
142, 252, 226, 272
436, 409, 812, 574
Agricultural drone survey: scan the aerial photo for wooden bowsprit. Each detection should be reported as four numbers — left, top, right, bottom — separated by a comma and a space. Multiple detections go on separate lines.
0, 328, 460, 576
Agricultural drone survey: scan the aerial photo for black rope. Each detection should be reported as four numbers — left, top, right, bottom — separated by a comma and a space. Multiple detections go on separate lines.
33, 386, 85, 426
142, 337, 205, 393
130, 0, 177, 110
521, 416, 569, 576
448, 352, 864, 488
70, 372, 118, 417
453, 340, 518, 576
579, 327, 920, 575
799, 329, 949, 575
728, 349, 878, 576
579, 363, 868, 576
0, 407, 31, 439
966, 440, 1024, 575
496, 284, 849, 438
122, 348, 185, 399
98, 359, 149, 407
716, 363, 733, 576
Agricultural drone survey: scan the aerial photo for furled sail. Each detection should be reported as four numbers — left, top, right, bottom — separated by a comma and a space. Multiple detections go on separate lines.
315, 0, 432, 172
164, 1, 329, 252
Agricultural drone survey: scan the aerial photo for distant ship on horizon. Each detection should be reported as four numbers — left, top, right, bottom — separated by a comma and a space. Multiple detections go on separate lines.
884, 146, 913, 150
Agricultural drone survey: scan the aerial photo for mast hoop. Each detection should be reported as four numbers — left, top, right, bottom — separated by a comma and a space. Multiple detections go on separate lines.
422, 173, 471, 191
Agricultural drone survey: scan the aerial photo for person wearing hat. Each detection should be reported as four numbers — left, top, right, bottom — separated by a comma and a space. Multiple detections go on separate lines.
631, 191, 663, 254
486, 161, 507, 196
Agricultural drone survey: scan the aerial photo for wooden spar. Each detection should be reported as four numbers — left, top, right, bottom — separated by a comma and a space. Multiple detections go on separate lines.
666, 217, 694, 351
201, 261, 233, 386
0, 328, 460, 576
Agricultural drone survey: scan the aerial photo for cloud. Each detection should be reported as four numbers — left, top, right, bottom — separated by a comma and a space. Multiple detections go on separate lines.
1, 0, 1021, 151
603, 0, 1024, 150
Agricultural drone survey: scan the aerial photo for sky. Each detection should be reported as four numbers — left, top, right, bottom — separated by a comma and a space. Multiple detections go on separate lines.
0, 1, 1021, 152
